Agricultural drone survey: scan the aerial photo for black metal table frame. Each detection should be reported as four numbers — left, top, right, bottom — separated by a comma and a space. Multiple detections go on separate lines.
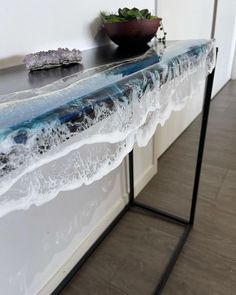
53, 55, 216, 295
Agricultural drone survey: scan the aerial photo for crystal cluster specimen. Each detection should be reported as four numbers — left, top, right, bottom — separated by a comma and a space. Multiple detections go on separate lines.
24, 48, 82, 71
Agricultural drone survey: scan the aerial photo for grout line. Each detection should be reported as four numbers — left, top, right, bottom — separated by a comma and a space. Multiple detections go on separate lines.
214, 169, 229, 201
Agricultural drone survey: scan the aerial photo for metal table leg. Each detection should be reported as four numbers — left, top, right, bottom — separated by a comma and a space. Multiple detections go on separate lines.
52, 53, 217, 295
131, 56, 217, 294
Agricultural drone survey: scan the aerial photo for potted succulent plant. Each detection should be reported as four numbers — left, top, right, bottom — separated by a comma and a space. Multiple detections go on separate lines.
101, 7, 164, 47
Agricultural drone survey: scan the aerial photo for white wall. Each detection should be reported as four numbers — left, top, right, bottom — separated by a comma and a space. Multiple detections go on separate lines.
0, 0, 155, 69
232, 44, 236, 79
157, 0, 214, 40
213, 0, 236, 94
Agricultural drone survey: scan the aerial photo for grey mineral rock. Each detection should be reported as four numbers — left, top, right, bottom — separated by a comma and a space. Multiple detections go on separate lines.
24, 48, 82, 71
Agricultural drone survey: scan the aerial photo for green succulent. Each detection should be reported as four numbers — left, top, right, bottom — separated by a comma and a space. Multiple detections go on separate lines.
101, 7, 157, 23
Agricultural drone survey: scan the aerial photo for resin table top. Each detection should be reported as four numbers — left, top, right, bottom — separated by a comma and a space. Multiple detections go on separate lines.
0, 40, 212, 95
0, 39, 215, 217
0, 40, 214, 136
0, 43, 157, 95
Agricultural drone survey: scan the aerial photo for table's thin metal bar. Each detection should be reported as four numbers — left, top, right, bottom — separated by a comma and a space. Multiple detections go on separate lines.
189, 65, 216, 225
133, 200, 189, 226
154, 225, 192, 294
53, 51, 217, 295
128, 148, 135, 205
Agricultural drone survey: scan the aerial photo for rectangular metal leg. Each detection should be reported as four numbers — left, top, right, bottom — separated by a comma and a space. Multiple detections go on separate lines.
127, 54, 217, 294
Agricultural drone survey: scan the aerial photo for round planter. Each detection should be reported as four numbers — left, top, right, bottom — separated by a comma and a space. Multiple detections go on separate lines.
103, 18, 161, 47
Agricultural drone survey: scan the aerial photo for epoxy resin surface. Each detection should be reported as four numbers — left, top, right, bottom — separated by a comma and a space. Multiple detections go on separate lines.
0, 40, 215, 217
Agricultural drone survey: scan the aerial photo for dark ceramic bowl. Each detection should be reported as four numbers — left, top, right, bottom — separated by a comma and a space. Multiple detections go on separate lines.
103, 18, 161, 47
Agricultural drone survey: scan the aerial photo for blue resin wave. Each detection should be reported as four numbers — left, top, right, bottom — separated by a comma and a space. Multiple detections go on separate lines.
0, 39, 215, 216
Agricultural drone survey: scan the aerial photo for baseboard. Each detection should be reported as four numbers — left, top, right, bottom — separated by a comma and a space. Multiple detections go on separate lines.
37, 197, 126, 295
134, 162, 158, 197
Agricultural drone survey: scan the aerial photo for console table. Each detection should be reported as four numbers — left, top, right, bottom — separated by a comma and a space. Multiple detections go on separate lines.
0, 39, 216, 294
